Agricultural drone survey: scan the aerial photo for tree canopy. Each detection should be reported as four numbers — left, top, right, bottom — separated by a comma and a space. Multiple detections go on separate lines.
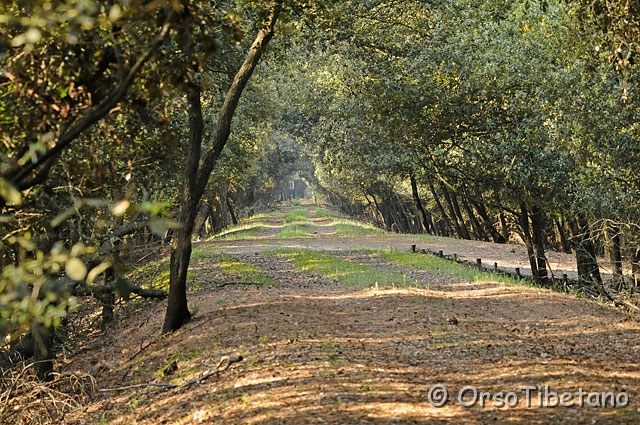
2, 0, 640, 376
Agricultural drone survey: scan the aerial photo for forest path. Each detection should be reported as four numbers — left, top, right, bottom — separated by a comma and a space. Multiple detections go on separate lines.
65, 204, 640, 425
206, 204, 609, 282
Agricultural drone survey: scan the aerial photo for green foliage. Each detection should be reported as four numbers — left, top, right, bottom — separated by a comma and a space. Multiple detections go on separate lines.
0, 235, 89, 342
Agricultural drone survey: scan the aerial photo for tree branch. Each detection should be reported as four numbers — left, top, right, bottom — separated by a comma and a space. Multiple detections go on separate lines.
194, 0, 282, 201
3, 13, 174, 195
98, 354, 243, 392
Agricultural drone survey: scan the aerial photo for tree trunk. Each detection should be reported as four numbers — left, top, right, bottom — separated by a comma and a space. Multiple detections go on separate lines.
364, 194, 382, 228
393, 193, 413, 233
163, 3, 282, 332
371, 194, 388, 230
573, 214, 602, 286
473, 200, 505, 243
462, 196, 487, 241
530, 205, 549, 285
101, 266, 116, 326
427, 177, 453, 236
410, 173, 431, 234
519, 203, 539, 279
32, 321, 55, 381
448, 192, 470, 239
608, 224, 623, 288
226, 193, 239, 225
632, 248, 640, 288
438, 181, 465, 239
555, 218, 572, 254
163, 84, 202, 333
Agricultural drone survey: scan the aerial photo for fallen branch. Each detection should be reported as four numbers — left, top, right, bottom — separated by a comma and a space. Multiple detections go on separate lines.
71, 280, 166, 299
127, 283, 167, 299
214, 281, 266, 288
98, 354, 243, 393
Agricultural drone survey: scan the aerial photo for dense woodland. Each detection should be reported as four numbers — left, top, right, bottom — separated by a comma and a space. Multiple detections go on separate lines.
1, 0, 640, 381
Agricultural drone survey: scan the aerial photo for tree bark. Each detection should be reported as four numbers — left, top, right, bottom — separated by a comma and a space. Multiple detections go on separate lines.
491, 192, 511, 243
426, 176, 453, 236
193, 3, 282, 204
162, 84, 203, 332
519, 203, 539, 280
163, 2, 282, 333
530, 205, 549, 285
462, 196, 487, 241
226, 193, 239, 225
371, 193, 388, 230
410, 173, 432, 234
473, 200, 505, 243
608, 224, 623, 287
573, 214, 602, 286
555, 218, 572, 254
439, 181, 470, 239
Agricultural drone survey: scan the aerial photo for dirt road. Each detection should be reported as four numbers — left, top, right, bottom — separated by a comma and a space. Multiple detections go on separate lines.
61, 206, 639, 425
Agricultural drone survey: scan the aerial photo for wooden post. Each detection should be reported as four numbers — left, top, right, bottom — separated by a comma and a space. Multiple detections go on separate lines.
515, 267, 521, 277
476, 258, 482, 268
453, 253, 457, 262
439, 250, 444, 258
411, 244, 416, 253
494, 262, 498, 271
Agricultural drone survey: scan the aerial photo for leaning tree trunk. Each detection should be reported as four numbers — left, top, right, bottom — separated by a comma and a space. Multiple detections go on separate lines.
226, 193, 239, 225
410, 173, 432, 234
426, 176, 453, 236
472, 200, 505, 243
462, 196, 488, 241
163, 2, 282, 332
439, 181, 467, 239
446, 187, 472, 240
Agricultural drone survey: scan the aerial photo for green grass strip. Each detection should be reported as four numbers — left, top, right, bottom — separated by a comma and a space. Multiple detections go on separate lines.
376, 249, 521, 285
333, 220, 386, 237
208, 223, 265, 241
276, 221, 315, 238
274, 249, 413, 287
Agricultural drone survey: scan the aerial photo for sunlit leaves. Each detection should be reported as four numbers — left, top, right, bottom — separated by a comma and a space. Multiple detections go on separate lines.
0, 178, 22, 205
65, 257, 87, 280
